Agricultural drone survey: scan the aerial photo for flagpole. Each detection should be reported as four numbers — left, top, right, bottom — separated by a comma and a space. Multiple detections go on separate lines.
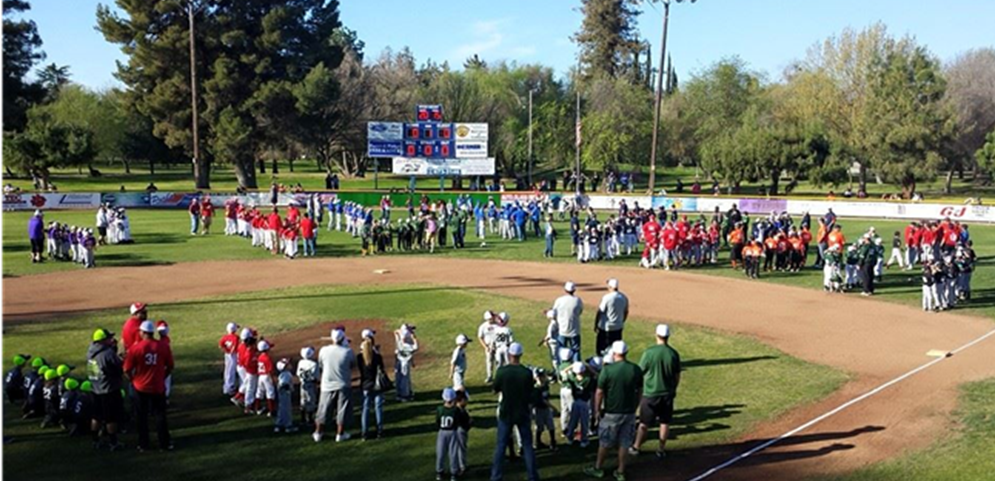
575, 90, 581, 196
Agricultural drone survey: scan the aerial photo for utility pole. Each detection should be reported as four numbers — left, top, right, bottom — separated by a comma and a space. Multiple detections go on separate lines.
189, 2, 208, 189
575, 90, 581, 196
649, 0, 697, 194
527, 89, 534, 188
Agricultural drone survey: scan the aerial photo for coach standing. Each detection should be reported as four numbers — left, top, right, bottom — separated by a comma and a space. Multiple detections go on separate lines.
553, 281, 584, 362
122, 302, 148, 354
595, 279, 629, 355
314, 329, 355, 443
123, 321, 174, 451
491, 342, 539, 481
631, 324, 681, 459
27, 209, 44, 263
87, 328, 125, 451
586, 341, 642, 479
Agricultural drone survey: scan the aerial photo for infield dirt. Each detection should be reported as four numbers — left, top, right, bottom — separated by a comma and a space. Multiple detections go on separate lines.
4, 256, 994, 480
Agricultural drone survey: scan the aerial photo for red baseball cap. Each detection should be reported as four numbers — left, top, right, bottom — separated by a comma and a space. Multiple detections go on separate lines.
130, 303, 147, 315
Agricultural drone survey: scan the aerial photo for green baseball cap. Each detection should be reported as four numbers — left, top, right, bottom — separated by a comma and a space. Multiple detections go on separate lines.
31, 357, 46, 369
38, 366, 50, 376
56, 364, 73, 376
80, 381, 93, 393
44, 369, 59, 381
13, 354, 29, 366
64, 378, 80, 391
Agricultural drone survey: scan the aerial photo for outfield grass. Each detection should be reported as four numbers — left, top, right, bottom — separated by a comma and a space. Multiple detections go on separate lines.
2, 284, 845, 481
5, 209, 993, 324
813, 378, 995, 481
5, 162, 991, 201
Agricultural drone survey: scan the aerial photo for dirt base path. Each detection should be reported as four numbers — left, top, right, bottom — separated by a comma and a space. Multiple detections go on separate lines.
5, 257, 995, 480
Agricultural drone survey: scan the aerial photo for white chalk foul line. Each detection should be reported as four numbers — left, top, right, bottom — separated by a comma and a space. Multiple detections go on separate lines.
686, 328, 995, 481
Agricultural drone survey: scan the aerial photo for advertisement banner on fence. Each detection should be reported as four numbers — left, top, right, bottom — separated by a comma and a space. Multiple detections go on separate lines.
392, 157, 495, 176
738, 198, 788, 214
587, 195, 652, 210
651, 196, 698, 212
3, 193, 101, 210
454, 141, 488, 158
367, 122, 405, 158
454, 123, 488, 142
100, 192, 151, 207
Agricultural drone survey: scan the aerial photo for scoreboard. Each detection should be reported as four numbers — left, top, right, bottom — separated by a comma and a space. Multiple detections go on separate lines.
368, 104, 493, 175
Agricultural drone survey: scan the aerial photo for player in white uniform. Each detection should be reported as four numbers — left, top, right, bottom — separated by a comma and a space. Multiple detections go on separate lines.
493, 312, 515, 369
450, 334, 469, 391
539, 309, 560, 373
296, 347, 319, 426
476, 311, 499, 383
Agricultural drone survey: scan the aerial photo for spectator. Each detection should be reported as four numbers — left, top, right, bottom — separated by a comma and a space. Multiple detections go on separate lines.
631, 324, 681, 459
95, 205, 109, 245
553, 281, 584, 362
188, 199, 201, 235
490, 343, 539, 481
357, 329, 386, 440
123, 321, 174, 451
314, 329, 356, 443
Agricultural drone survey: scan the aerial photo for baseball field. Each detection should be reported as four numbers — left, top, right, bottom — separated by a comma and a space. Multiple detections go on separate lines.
3, 208, 995, 481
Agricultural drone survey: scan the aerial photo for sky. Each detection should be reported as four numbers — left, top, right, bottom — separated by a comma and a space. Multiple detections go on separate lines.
15, 0, 995, 90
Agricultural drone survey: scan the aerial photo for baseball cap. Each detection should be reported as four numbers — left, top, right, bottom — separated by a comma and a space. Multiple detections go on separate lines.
564, 281, 576, 293
558, 348, 573, 362
44, 370, 59, 381
656, 324, 671, 338
276, 359, 289, 372
455, 334, 469, 345
156, 320, 170, 334
31, 357, 45, 369
64, 378, 80, 391
607, 278, 619, 289
226, 322, 239, 334
80, 381, 93, 393
545, 309, 556, 320
56, 364, 72, 376
361, 329, 376, 339
571, 362, 586, 374
257, 340, 270, 351
92, 328, 114, 342
612, 341, 629, 355
442, 387, 457, 402
483, 310, 494, 321
508, 342, 524, 356
330, 329, 345, 344
240, 327, 254, 341
498, 312, 510, 324
13, 354, 29, 366
130, 302, 147, 315
300, 347, 315, 360
139, 320, 156, 333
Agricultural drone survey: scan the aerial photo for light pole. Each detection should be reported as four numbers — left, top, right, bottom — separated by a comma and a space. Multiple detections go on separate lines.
527, 88, 534, 188
647, 0, 696, 195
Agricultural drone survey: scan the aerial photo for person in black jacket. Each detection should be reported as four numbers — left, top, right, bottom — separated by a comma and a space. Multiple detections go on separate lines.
87, 328, 125, 450
358, 329, 388, 440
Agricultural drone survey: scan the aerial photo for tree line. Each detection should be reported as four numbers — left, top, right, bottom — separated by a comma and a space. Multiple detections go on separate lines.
3, 0, 994, 195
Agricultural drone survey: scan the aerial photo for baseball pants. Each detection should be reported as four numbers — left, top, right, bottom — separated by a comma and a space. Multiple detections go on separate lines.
256, 375, 276, 401
224, 353, 238, 395
242, 373, 258, 406
436, 430, 459, 476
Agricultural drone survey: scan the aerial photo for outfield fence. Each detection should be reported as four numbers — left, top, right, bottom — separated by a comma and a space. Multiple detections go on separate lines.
4, 190, 994, 223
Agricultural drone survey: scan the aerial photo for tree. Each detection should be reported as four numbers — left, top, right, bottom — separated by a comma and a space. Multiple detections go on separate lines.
944, 48, 995, 185
98, 0, 347, 189
29, 84, 127, 167
3, 0, 46, 132
3, 109, 97, 187
579, 77, 652, 172
573, 0, 642, 81
37, 63, 71, 99
976, 130, 995, 178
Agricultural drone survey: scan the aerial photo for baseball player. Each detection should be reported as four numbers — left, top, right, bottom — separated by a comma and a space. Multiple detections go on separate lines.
563, 361, 594, 447
274, 358, 297, 433
538, 309, 560, 373
156, 320, 172, 398
450, 334, 469, 392
297, 347, 319, 426
5, 354, 30, 403
477, 311, 499, 383
533, 368, 558, 451
255, 340, 277, 416
235, 328, 258, 413
555, 347, 574, 436
493, 312, 515, 369
219, 323, 240, 396
394, 323, 419, 402
436, 387, 470, 481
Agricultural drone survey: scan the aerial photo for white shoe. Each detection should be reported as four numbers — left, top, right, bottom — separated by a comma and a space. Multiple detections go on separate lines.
312, 432, 322, 443
336, 432, 351, 442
